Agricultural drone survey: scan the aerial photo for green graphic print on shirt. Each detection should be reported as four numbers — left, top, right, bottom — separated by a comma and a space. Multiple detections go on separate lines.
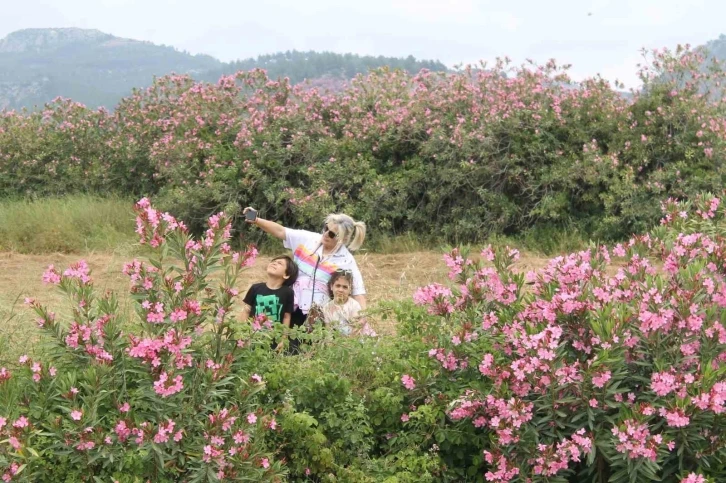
256, 294, 283, 322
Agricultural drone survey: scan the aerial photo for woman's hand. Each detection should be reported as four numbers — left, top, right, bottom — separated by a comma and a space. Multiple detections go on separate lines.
242, 206, 258, 224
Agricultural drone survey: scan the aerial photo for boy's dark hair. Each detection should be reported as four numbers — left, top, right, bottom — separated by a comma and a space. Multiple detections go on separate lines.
327, 269, 353, 297
272, 255, 298, 286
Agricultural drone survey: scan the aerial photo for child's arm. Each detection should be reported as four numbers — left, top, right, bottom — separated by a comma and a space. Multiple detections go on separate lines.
275, 312, 292, 351
239, 284, 256, 321
239, 303, 251, 321
348, 300, 364, 335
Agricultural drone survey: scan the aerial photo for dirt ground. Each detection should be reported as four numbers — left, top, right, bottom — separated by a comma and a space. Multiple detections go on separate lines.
0, 249, 553, 362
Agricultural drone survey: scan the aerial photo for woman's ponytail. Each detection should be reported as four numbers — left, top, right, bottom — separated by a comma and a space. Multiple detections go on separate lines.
347, 221, 366, 251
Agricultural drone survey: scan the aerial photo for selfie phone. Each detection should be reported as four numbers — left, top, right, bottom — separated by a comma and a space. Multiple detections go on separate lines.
245, 209, 257, 222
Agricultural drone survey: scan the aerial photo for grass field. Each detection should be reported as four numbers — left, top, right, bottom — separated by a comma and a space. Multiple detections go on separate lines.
0, 249, 554, 365
0, 195, 576, 366
0, 195, 137, 253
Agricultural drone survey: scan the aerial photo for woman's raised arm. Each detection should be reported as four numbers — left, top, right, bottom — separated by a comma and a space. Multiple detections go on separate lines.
244, 207, 286, 240
253, 218, 286, 240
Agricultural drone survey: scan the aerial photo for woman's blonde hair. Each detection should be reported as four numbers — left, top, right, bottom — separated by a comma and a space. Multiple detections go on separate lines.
324, 213, 366, 251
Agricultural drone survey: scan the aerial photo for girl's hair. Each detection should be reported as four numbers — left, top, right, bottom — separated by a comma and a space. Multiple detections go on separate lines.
271, 255, 299, 286
324, 213, 366, 251
327, 269, 353, 298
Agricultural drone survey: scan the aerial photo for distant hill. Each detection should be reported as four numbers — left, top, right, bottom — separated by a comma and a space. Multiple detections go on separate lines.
0, 28, 222, 110
0, 28, 448, 110
701, 35, 726, 62
203, 51, 448, 85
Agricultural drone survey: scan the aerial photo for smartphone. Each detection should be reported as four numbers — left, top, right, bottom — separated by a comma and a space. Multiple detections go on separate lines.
245, 209, 257, 222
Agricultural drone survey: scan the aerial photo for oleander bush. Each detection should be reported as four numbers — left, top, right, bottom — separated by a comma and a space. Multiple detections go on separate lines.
4, 195, 726, 481
2, 45, 726, 243
0, 199, 286, 482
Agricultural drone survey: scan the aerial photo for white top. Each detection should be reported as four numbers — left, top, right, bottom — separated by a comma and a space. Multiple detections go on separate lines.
284, 228, 365, 314
322, 298, 362, 335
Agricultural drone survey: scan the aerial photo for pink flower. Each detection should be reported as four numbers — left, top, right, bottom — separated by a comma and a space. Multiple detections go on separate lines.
251, 374, 263, 383
247, 413, 257, 424
0, 367, 10, 383
401, 374, 416, 390
147, 311, 165, 323
13, 416, 28, 429
119, 402, 130, 413
261, 457, 270, 469
71, 410, 83, 421
153, 372, 184, 397
233, 431, 249, 444
8, 436, 21, 450
401, 413, 410, 422
42, 265, 61, 284
169, 308, 187, 322
592, 370, 611, 388
681, 473, 707, 483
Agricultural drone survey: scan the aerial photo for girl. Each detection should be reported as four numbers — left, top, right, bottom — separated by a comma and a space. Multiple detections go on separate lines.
321, 269, 362, 336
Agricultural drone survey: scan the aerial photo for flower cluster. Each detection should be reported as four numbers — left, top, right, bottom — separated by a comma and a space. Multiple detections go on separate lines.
407, 194, 726, 480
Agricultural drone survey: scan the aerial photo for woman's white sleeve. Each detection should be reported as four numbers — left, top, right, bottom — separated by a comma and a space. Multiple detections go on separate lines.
351, 261, 366, 296
284, 228, 317, 250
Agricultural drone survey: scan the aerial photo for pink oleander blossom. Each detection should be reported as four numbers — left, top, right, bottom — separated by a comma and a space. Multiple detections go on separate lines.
401, 374, 416, 390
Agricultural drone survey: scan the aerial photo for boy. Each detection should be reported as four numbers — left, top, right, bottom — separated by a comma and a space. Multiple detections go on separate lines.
240, 255, 299, 351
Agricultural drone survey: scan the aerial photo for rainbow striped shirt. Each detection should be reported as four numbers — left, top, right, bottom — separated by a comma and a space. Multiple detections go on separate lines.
284, 228, 365, 314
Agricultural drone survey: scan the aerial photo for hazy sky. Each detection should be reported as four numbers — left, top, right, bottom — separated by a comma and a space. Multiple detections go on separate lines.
1, 0, 724, 88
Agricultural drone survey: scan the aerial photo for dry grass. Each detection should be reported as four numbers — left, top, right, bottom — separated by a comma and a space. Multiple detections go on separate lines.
0, 249, 555, 363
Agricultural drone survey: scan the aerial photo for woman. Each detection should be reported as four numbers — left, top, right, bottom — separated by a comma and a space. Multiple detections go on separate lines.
243, 208, 367, 349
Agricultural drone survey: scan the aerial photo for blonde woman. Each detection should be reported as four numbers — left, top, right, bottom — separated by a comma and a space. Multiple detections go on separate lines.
243, 208, 367, 351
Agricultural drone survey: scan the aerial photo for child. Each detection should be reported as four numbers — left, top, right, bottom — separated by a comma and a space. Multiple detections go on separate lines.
240, 255, 298, 351
321, 269, 362, 336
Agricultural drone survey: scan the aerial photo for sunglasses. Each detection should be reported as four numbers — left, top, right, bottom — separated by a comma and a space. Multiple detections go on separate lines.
335, 268, 353, 275
322, 224, 338, 239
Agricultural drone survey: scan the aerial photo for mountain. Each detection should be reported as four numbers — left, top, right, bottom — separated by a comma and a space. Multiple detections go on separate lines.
0, 28, 222, 110
0, 28, 448, 110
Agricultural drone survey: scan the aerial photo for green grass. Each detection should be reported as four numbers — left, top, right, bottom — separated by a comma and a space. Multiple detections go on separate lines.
0, 195, 597, 256
492, 225, 591, 256
0, 195, 137, 254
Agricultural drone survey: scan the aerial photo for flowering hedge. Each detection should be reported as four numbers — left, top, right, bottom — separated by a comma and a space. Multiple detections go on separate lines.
0, 199, 285, 482
5, 194, 726, 481
2, 45, 726, 241
397, 192, 726, 482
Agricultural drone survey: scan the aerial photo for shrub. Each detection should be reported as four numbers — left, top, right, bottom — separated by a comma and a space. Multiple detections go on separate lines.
2, 46, 726, 243
6, 193, 726, 482
400, 194, 726, 481
0, 199, 285, 481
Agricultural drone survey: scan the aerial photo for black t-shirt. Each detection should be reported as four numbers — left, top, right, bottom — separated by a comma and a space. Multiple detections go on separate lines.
242, 283, 294, 324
